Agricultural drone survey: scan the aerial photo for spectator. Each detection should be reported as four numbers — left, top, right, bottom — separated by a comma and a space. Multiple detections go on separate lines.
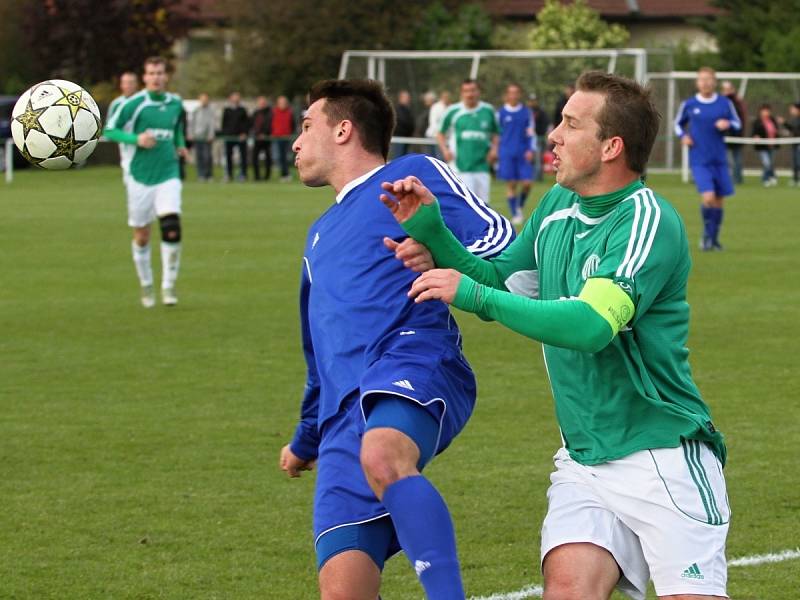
527, 92, 549, 181
271, 95, 295, 182
720, 80, 746, 184
391, 89, 415, 158
785, 102, 800, 186
415, 91, 436, 155
188, 92, 215, 182
221, 91, 249, 182
426, 90, 451, 160
752, 103, 779, 187
551, 83, 574, 129
251, 95, 273, 182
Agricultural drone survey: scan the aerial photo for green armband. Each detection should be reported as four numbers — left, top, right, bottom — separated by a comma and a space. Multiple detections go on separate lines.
578, 278, 635, 334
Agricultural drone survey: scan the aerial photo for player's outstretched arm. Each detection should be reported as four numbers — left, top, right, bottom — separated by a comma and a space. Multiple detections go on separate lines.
380, 176, 506, 289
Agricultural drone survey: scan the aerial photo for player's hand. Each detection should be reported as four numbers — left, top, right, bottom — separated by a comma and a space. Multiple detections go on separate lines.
681, 135, 693, 147
177, 147, 189, 159
715, 119, 730, 131
408, 268, 462, 304
280, 444, 315, 478
442, 149, 454, 163
380, 176, 436, 224
383, 237, 434, 272
137, 132, 157, 148
487, 147, 497, 164
525, 150, 534, 163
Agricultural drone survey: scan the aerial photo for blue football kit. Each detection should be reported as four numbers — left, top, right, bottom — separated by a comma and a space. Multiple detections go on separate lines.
496, 103, 535, 182
288, 153, 514, 570
674, 92, 741, 250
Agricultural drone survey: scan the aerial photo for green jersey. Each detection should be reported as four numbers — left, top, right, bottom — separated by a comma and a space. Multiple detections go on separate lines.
104, 90, 185, 185
440, 101, 498, 173
404, 179, 725, 466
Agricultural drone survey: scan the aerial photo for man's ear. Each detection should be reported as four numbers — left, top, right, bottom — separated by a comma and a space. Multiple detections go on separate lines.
335, 120, 354, 145
602, 136, 625, 163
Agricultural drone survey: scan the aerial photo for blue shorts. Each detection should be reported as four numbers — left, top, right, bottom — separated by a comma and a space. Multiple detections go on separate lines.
497, 153, 533, 182
691, 163, 734, 197
313, 335, 476, 570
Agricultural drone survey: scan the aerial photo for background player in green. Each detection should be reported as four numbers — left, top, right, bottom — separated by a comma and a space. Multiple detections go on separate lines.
437, 79, 499, 204
382, 71, 729, 600
106, 71, 139, 184
104, 56, 188, 308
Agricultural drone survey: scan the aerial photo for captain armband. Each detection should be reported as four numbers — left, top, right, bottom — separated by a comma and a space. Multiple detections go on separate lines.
578, 278, 635, 334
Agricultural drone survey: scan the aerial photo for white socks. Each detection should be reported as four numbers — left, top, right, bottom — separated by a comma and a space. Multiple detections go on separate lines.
160, 242, 181, 290
131, 241, 153, 287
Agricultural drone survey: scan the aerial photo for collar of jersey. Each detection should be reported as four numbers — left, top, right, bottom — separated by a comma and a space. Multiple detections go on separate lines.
503, 103, 524, 112
147, 90, 167, 102
579, 178, 644, 218
694, 92, 718, 104
335, 164, 386, 204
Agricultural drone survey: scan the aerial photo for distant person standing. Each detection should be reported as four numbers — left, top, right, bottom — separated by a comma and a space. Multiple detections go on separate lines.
437, 79, 499, 203
426, 90, 451, 160
221, 91, 249, 182
751, 103, 779, 187
271, 95, 295, 182
188, 92, 215, 182
674, 67, 740, 251
551, 83, 574, 129
720, 80, 746, 184
106, 71, 140, 184
527, 92, 549, 182
416, 91, 436, 154
392, 89, 415, 158
496, 83, 535, 225
786, 102, 800, 186
251, 95, 273, 181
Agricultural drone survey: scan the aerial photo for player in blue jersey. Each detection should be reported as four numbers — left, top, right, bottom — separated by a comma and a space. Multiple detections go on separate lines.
674, 67, 741, 251
279, 79, 514, 599
496, 83, 536, 226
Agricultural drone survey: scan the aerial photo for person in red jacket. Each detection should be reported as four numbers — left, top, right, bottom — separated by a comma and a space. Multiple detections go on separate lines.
271, 95, 296, 182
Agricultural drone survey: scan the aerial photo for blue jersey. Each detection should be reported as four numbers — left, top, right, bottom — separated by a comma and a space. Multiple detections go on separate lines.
290, 154, 515, 457
674, 93, 741, 167
497, 104, 535, 157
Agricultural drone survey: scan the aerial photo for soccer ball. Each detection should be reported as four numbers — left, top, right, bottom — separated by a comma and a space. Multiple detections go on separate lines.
11, 79, 102, 170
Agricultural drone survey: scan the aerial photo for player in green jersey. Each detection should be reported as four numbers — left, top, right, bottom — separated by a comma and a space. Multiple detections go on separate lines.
104, 56, 188, 308
382, 71, 729, 600
437, 79, 499, 204
106, 71, 139, 183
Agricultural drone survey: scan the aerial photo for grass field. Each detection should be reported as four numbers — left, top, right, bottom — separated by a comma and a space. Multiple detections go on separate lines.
1, 164, 798, 599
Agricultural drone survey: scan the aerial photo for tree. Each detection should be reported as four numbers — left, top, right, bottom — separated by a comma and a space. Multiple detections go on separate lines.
709, 0, 800, 72
528, 0, 629, 50
20, 0, 195, 86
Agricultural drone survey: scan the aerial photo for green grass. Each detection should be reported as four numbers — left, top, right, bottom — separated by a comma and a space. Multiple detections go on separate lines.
1, 166, 798, 599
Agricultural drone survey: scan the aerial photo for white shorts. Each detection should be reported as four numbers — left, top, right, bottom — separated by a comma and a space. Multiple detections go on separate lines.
126, 177, 182, 228
456, 171, 491, 204
541, 442, 730, 599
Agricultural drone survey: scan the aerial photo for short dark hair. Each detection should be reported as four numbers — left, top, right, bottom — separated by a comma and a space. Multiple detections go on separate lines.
462, 78, 481, 90
576, 70, 661, 174
309, 79, 395, 160
144, 56, 167, 70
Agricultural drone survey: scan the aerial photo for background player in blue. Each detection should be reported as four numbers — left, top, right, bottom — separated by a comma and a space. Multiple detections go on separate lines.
497, 83, 536, 226
674, 67, 741, 251
279, 79, 513, 599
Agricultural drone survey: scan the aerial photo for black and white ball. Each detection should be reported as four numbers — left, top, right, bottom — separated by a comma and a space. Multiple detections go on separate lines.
11, 79, 102, 170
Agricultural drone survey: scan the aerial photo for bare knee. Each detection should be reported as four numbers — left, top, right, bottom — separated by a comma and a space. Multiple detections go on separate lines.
133, 226, 150, 247
360, 429, 419, 499
319, 550, 380, 600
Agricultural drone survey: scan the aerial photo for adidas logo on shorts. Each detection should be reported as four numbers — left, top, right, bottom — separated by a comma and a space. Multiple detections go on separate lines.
414, 559, 431, 576
681, 563, 705, 580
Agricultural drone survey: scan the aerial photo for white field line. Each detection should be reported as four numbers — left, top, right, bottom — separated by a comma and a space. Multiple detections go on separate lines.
469, 548, 800, 600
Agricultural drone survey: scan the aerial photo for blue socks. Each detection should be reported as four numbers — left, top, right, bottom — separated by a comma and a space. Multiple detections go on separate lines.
710, 206, 723, 247
700, 205, 724, 249
507, 195, 519, 216
519, 188, 530, 209
382, 475, 464, 599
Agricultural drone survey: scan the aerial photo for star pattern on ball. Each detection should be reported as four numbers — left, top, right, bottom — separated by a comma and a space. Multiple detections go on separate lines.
19, 144, 43, 166
50, 127, 81, 163
14, 101, 47, 138
54, 86, 91, 120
